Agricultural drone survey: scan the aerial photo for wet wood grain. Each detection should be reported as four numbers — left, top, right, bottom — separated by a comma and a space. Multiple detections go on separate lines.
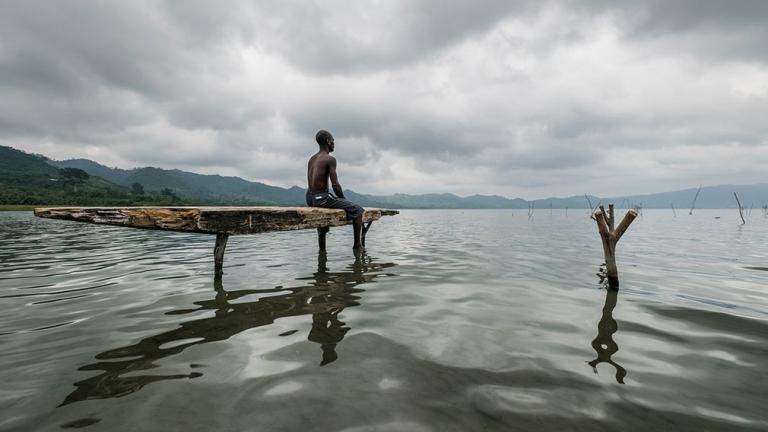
34, 206, 399, 235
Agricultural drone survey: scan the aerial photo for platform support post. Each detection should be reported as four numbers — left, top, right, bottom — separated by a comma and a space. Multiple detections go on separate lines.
594, 206, 637, 289
317, 226, 329, 251
214, 233, 228, 276
361, 221, 373, 247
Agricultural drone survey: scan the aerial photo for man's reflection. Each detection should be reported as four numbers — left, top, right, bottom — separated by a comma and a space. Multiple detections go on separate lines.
587, 288, 627, 384
61, 250, 396, 406
307, 251, 366, 365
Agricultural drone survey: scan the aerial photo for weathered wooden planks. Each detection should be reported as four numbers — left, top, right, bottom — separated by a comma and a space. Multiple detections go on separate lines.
33, 206, 399, 235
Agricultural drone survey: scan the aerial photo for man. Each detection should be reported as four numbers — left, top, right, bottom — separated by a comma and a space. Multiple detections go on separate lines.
306, 130, 365, 249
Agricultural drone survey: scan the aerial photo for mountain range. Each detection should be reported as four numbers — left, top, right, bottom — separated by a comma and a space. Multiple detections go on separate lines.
2, 144, 766, 209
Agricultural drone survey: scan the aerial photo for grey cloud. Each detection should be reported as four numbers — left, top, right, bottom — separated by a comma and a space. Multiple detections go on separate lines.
0, 0, 766, 197
0, 88, 153, 144
0, 2, 173, 97
166, 104, 270, 132
0, 1, 274, 142
573, 0, 768, 62
293, 109, 478, 159
249, 0, 536, 75
625, 0, 768, 36
0, 50, 87, 97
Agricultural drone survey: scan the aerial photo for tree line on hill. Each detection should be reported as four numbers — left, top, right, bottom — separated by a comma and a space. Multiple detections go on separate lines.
0, 145, 271, 207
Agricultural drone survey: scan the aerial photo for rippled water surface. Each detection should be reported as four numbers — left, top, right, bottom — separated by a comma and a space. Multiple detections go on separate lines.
1, 209, 767, 431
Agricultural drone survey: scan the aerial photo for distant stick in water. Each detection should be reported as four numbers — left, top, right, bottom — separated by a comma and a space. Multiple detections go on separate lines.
594, 204, 638, 289
671, 203, 677, 217
689, 184, 702, 215
734, 192, 746, 225
585, 194, 594, 218
585, 196, 602, 221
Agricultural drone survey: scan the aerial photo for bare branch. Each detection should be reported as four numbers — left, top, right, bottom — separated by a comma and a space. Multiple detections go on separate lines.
734, 192, 745, 225
689, 184, 702, 215
613, 210, 638, 242
594, 209, 611, 240
608, 204, 615, 230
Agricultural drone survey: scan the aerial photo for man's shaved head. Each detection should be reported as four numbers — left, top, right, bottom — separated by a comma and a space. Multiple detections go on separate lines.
315, 130, 333, 146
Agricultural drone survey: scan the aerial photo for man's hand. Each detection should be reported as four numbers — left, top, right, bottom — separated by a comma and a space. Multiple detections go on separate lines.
332, 183, 345, 199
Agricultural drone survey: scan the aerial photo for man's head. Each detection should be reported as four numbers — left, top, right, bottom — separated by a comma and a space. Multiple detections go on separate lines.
315, 130, 334, 152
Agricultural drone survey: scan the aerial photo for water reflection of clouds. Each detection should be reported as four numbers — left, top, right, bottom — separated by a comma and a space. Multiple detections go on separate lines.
60, 251, 397, 406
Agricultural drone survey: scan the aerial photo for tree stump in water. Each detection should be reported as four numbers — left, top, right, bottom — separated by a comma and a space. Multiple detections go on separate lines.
594, 204, 638, 288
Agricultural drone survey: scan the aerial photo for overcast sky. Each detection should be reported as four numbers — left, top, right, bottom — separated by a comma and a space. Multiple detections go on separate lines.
1, 1, 766, 198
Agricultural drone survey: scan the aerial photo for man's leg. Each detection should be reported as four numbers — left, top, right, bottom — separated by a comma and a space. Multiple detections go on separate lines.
317, 226, 329, 251
352, 214, 363, 250
320, 194, 365, 250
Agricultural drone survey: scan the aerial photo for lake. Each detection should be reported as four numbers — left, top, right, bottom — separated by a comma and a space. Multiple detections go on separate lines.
1, 209, 766, 431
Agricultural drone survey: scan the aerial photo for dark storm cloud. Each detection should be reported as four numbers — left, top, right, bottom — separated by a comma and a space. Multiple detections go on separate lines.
0, 2, 179, 97
246, 0, 535, 75
0, 1, 275, 145
616, 0, 768, 36
0, 0, 766, 196
574, 0, 768, 62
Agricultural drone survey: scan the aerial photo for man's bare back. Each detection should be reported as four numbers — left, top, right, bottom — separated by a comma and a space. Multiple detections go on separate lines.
307, 152, 335, 194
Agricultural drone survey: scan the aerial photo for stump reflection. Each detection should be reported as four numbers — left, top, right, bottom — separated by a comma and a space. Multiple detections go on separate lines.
60, 251, 396, 406
587, 288, 627, 384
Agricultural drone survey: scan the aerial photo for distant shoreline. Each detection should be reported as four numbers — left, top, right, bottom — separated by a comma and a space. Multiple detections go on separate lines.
0, 205, 36, 211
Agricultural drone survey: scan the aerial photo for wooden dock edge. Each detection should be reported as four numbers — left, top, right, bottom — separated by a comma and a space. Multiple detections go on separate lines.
34, 206, 398, 235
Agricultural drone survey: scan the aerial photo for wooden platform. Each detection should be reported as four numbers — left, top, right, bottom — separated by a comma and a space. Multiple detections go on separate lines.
34, 206, 398, 234
34, 206, 399, 275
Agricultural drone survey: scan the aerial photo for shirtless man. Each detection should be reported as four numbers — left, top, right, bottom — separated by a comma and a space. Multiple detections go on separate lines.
306, 130, 365, 249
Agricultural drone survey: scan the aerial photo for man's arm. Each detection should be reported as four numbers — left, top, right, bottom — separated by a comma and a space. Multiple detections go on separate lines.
328, 157, 345, 199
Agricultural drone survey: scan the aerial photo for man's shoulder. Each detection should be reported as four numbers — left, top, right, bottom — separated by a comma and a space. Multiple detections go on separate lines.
309, 152, 335, 166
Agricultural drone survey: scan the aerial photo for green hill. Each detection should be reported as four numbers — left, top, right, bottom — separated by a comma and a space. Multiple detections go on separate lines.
0, 146, 184, 206
0, 145, 60, 189
53, 159, 306, 205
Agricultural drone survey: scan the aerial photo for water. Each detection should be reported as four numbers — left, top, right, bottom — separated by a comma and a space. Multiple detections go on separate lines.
1, 209, 766, 431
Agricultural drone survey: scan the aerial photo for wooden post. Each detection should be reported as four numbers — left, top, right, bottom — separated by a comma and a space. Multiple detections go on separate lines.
214, 233, 228, 276
734, 192, 745, 225
317, 226, 329, 251
594, 207, 638, 288
584, 194, 593, 216
361, 221, 373, 247
689, 184, 702, 215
